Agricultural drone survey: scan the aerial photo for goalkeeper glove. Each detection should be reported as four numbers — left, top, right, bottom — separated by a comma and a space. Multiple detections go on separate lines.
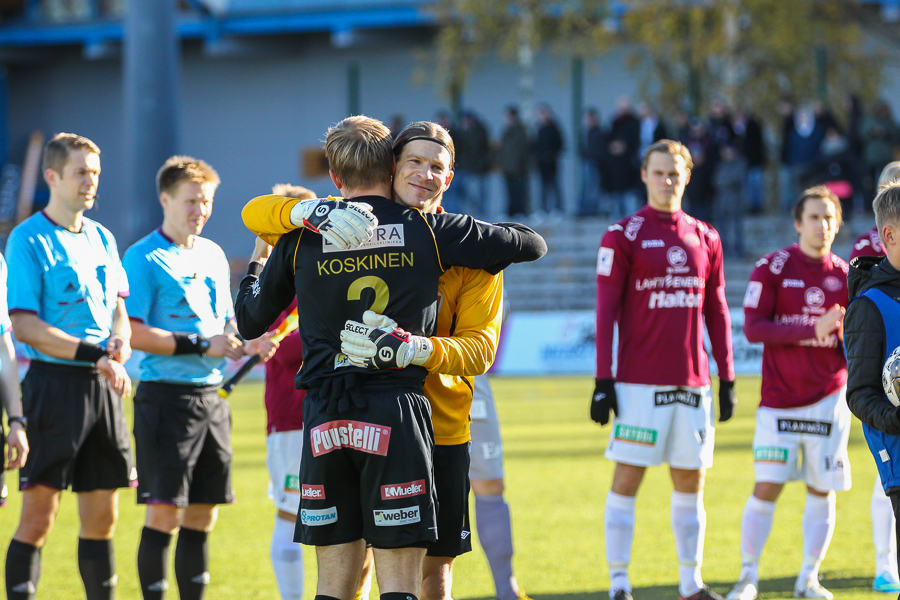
290, 198, 378, 250
718, 378, 736, 422
590, 378, 618, 425
340, 310, 433, 370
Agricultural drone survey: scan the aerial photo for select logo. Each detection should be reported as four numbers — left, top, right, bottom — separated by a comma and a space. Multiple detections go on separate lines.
300, 507, 338, 526
373, 506, 421, 526
380, 479, 426, 500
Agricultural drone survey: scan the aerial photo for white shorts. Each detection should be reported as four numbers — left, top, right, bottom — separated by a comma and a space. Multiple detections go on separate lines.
265, 429, 304, 515
753, 388, 851, 492
469, 374, 505, 481
605, 383, 715, 470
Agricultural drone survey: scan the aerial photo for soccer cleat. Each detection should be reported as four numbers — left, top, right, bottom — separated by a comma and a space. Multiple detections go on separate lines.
873, 572, 900, 593
610, 589, 633, 600
517, 593, 535, 600
680, 587, 725, 600
793, 576, 833, 600
726, 578, 758, 600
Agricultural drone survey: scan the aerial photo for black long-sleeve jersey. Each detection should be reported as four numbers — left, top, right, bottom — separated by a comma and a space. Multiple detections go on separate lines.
234, 195, 546, 391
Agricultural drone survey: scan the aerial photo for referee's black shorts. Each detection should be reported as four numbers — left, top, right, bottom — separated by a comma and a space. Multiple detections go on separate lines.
134, 381, 234, 507
19, 361, 135, 492
427, 442, 472, 557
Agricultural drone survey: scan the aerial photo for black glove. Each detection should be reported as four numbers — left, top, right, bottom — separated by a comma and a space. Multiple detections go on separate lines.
590, 378, 618, 425
718, 378, 736, 423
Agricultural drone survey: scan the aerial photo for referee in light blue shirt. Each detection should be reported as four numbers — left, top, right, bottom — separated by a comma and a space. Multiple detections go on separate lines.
5, 133, 134, 600
123, 156, 277, 600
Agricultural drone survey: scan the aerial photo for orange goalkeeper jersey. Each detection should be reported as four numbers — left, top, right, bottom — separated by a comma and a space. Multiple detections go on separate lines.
241, 194, 502, 445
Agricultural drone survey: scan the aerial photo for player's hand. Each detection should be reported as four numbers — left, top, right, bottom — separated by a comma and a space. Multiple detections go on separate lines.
814, 304, 845, 344
718, 378, 736, 423
251, 237, 273, 264
243, 331, 279, 363
291, 198, 378, 250
106, 334, 131, 365
207, 333, 244, 360
6, 421, 27, 470
98, 356, 132, 398
340, 310, 432, 370
590, 378, 617, 425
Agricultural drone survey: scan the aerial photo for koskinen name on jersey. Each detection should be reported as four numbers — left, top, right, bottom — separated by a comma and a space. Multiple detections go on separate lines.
317, 252, 413, 275
380, 479, 426, 500
310, 420, 390, 457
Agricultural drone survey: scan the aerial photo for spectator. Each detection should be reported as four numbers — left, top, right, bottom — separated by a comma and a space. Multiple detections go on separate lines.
683, 118, 715, 222
637, 102, 668, 155
498, 106, 531, 218
601, 96, 641, 218
862, 99, 899, 202
781, 103, 827, 211
712, 142, 747, 258
455, 110, 492, 218
578, 108, 605, 216
733, 108, 767, 214
437, 110, 461, 213
535, 104, 564, 216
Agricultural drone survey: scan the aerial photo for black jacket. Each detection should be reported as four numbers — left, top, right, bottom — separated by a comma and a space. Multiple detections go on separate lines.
845, 255, 900, 434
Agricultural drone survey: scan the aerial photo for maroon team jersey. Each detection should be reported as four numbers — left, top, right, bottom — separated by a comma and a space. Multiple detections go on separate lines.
264, 298, 305, 433
743, 244, 848, 409
595, 205, 734, 387
850, 226, 884, 260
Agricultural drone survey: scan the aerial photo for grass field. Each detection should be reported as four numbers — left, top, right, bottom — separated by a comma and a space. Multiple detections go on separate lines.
0, 375, 889, 599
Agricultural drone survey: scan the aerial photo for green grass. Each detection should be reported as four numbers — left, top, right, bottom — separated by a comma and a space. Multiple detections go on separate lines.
0, 376, 887, 599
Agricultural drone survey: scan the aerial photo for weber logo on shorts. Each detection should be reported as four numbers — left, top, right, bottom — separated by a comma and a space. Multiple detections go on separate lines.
381, 479, 426, 500
373, 506, 421, 526
301, 484, 325, 499
654, 390, 701, 408
777, 419, 832, 436
300, 507, 338, 526
310, 420, 391, 457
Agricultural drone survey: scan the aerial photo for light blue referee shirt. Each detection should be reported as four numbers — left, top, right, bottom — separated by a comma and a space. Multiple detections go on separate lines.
6, 211, 128, 366
0, 253, 12, 337
123, 228, 234, 385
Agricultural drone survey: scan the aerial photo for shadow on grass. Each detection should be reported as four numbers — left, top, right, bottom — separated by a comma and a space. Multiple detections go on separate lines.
460, 575, 872, 600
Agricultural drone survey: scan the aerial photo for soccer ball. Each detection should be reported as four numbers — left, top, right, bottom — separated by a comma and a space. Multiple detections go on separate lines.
882, 346, 900, 407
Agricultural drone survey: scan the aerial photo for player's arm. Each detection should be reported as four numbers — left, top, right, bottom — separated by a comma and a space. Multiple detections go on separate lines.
234, 232, 299, 341
742, 265, 825, 345
224, 318, 279, 362
106, 298, 132, 364
0, 331, 27, 469
845, 298, 900, 434
702, 235, 737, 421
591, 231, 629, 425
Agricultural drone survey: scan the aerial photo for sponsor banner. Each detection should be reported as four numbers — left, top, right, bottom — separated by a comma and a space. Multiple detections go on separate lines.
373, 506, 421, 526
310, 420, 391, 457
301, 484, 324, 499
300, 507, 337, 526
380, 479, 426, 500
492, 309, 762, 376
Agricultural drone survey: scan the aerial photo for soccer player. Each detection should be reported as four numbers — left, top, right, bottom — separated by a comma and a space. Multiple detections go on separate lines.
592, 139, 736, 600
123, 156, 277, 600
845, 180, 900, 600
0, 249, 28, 504
727, 186, 850, 600
848, 161, 900, 595
5, 133, 134, 600
234, 115, 546, 600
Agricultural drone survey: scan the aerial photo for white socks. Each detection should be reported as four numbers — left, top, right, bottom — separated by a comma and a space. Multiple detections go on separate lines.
798, 492, 836, 584
738, 495, 776, 583
605, 491, 636, 592
271, 515, 303, 600
872, 477, 899, 577
672, 491, 705, 597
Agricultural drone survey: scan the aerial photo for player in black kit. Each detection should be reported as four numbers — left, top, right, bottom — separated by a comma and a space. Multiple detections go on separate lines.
234, 115, 545, 600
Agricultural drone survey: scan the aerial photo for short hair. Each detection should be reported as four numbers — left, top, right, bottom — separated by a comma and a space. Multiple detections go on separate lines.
392, 121, 456, 169
792, 185, 843, 229
641, 140, 693, 171
874, 181, 900, 233
156, 155, 220, 197
878, 161, 900, 189
41, 133, 100, 175
324, 116, 394, 191
272, 183, 316, 201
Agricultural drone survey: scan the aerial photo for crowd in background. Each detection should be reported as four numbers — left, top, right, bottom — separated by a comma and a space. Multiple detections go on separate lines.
411, 94, 900, 259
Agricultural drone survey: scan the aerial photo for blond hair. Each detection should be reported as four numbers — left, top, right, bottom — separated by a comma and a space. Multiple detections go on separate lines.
156, 155, 220, 197
324, 116, 393, 191
878, 161, 900, 190
42, 133, 100, 175
272, 183, 316, 201
874, 181, 900, 233
641, 139, 693, 171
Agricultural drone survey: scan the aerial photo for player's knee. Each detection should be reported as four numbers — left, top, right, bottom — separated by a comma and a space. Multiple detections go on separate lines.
15, 511, 56, 545
421, 569, 451, 600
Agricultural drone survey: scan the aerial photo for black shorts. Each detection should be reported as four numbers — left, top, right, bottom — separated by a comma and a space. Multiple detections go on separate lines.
19, 361, 135, 492
427, 442, 472, 557
296, 379, 437, 549
134, 381, 234, 507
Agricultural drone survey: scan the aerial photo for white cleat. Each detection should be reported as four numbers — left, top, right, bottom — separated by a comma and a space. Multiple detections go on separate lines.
793, 576, 833, 600
726, 578, 758, 600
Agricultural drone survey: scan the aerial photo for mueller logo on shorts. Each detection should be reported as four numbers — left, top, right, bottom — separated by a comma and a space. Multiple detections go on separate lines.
301, 484, 325, 499
373, 506, 421, 526
654, 390, 701, 408
777, 419, 832, 436
755, 446, 789, 463
381, 479, 426, 500
300, 507, 337, 526
614, 424, 657, 446
310, 420, 390, 457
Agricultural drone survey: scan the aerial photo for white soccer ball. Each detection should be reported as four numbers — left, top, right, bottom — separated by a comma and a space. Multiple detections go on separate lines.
883, 346, 900, 407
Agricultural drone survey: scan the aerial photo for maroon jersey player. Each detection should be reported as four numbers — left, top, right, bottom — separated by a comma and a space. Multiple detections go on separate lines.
592, 140, 736, 600
726, 186, 850, 600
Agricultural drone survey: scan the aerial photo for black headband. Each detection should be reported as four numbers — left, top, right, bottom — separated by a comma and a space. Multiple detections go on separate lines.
396, 136, 451, 153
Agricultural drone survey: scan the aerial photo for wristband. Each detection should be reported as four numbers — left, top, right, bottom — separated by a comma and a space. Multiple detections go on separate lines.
7, 416, 26, 431
75, 341, 108, 363
173, 333, 211, 355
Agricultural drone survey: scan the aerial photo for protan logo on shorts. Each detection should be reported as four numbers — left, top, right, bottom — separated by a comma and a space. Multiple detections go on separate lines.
310, 420, 390, 457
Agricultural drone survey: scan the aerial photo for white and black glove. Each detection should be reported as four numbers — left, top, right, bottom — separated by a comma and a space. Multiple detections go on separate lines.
290, 198, 378, 250
340, 310, 433, 370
